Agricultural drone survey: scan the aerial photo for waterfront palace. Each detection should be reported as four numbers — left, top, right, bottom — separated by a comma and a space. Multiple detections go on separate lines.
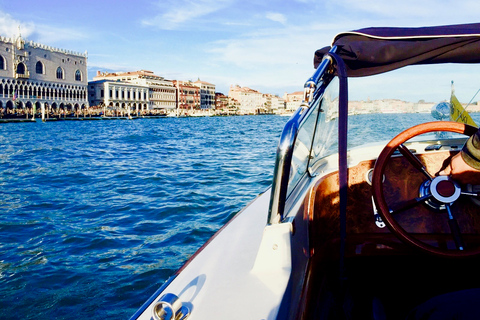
0, 34, 88, 116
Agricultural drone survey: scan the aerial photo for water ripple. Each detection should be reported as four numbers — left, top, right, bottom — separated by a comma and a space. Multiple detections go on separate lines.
0, 116, 287, 319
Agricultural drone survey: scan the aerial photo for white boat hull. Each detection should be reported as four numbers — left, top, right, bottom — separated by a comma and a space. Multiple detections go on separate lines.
134, 190, 292, 319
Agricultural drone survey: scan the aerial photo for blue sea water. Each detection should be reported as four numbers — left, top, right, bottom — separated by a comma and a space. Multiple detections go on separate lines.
1, 113, 480, 319
0, 115, 288, 319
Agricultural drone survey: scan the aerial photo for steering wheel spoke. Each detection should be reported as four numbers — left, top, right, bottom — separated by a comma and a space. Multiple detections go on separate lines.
446, 204, 465, 251
461, 190, 479, 197
389, 194, 433, 215
397, 144, 433, 180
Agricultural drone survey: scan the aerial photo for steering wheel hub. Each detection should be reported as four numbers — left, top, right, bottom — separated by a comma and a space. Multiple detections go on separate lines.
430, 176, 461, 203
419, 176, 462, 211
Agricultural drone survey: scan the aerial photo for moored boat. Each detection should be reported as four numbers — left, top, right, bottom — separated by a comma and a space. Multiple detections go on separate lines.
132, 23, 480, 320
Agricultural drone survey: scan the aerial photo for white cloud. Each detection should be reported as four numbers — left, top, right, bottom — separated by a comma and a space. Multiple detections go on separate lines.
0, 12, 34, 38
0, 10, 87, 45
329, 0, 480, 24
207, 22, 337, 69
33, 25, 88, 45
266, 12, 287, 25
142, 0, 234, 30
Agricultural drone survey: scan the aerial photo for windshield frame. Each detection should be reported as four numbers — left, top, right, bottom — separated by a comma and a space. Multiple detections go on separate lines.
267, 48, 345, 225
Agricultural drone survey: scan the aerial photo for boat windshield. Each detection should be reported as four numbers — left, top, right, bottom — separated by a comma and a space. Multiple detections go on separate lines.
272, 56, 480, 224
287, 77, 339, 197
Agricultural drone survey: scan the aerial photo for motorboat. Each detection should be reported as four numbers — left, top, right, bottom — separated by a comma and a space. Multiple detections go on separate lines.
131, 23, 480, 320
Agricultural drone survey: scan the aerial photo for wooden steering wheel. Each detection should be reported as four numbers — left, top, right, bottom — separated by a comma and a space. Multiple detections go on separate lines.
372, 121, 479, 258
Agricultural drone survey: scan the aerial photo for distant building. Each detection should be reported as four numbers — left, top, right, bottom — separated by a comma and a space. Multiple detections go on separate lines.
283, 91, 303, 112
228, 85, 264, 114
173, 80, 200, 113
88, 79, 149, 115
92, 70, 176, 111
263, 93, 285, 113
193, 79, 215, 109
0, 33, 88, 115
215, 92, 238, 115
215, 92, 228, 110
228, 96, 241, 113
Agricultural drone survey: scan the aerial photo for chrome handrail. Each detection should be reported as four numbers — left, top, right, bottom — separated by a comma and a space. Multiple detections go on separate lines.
303, 47, 336, 104
267, 107, 304, 224
267, 47, 337, 225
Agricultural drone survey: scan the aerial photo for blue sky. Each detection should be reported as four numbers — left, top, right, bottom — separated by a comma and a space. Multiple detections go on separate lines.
1, 0, 480, 102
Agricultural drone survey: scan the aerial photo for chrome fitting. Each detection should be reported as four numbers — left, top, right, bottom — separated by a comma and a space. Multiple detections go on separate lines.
152, 293, 190, 320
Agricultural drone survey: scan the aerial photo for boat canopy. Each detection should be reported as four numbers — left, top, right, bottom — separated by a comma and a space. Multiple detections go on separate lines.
314, 23, 480, 77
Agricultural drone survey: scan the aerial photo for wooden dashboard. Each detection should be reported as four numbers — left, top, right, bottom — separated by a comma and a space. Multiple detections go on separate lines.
309, 149, 480, 254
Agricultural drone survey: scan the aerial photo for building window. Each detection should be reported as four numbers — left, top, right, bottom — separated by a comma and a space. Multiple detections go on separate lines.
75, 70, 82, 81
16, 62, 26, 74
56, 67, 63, 79
36, 61, 44, 74
0, 55, 4, 70
56, 67, 64, 79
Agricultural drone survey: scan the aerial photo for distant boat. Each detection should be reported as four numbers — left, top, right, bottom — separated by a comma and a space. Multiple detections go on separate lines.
279, 110, 296, 117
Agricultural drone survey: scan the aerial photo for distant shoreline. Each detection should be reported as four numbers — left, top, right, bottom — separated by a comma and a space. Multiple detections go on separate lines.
349, 99, 480, 115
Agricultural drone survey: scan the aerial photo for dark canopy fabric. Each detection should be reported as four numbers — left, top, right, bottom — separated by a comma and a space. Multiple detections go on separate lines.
314, 23, 480, 77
